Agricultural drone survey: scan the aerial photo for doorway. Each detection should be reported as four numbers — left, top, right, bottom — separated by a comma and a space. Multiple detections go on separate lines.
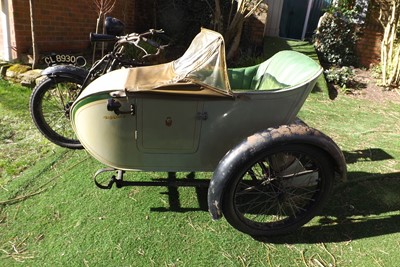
279, 0, 332, 40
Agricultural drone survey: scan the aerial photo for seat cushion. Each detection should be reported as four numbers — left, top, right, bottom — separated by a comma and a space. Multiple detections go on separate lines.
227, 64, 259, 90
228, 50, 321, 91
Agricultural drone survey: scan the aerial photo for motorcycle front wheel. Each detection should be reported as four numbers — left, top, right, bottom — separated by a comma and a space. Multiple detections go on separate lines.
222, 144, 334, 237
30, 75, 84, 149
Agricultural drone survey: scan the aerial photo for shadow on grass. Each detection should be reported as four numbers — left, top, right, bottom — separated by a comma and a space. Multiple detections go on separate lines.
150, 172, 209, 213
343, 148, 395, 164
147, 148, 399, 243
261, 171, 400, 244
259, 148, 399, 243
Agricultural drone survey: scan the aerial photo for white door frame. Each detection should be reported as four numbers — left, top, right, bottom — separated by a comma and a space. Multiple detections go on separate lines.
264, 0, 284, 37
301, 0, 314, 40
265, 0, 315, 40
1, 0, 11, 61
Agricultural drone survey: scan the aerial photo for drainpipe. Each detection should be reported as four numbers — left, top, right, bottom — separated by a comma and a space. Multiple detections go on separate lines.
301, 0, 314, 40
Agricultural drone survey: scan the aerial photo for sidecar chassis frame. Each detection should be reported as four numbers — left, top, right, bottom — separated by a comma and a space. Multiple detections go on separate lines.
93, 122, 347, 222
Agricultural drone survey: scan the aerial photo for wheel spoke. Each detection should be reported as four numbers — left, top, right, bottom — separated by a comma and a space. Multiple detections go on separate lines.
31, 77, 83, 148
225, 146, 333, 236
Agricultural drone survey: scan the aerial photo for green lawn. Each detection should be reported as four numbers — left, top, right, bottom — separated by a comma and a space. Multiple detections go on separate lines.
1, 39, 399, 266
264, 36, 320, 61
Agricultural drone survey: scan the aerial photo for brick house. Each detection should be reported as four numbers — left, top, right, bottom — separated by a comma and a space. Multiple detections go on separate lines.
0, 0, 383, 67
0, 1, 267, 63
0, 0, 153, 62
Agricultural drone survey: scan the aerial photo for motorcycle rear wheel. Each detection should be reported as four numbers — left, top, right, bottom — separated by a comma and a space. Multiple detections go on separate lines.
30, 75, 84, 149
222, 144, 334, 237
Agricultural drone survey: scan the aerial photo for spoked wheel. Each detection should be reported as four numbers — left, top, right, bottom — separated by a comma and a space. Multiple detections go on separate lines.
222, 144, 334, 237
30, 75, 84, 149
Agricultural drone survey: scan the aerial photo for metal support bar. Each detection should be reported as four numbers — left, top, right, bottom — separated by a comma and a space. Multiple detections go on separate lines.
93, 168, 210, 190
114, 179, 210, 188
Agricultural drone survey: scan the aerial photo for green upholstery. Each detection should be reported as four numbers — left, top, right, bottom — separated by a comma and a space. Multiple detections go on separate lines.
228, 51, 321, 91
227, 64, 259, 90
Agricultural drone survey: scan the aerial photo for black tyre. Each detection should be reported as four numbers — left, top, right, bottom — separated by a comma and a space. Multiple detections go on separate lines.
30, 75, 84, 149
222, 144, 334, 237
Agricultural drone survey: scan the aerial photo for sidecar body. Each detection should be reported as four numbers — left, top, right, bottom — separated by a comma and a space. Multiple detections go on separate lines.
71, 28, 347, 237
71, 28, 332, 172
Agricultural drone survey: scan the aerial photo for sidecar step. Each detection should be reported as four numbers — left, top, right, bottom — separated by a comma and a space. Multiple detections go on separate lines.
93, 168, 125, 189
93, 168, 210, 190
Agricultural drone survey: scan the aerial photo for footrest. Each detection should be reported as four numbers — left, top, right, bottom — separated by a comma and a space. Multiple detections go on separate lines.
93, 168, 125, 189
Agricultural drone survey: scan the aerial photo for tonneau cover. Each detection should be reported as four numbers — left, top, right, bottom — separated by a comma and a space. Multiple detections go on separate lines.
124, 28, 232, 97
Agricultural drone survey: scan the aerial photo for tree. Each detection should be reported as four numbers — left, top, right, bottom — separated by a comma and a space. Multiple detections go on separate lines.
89, 0, 117, 62
211, 0, 266, 60
378, 0, 400, 88
314, 11, 359, 66
29, 0, 39, 69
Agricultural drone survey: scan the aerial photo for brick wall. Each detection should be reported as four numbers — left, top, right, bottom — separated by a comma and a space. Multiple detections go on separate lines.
8, 0, 154, 60
245, 12, 268, 47
356, 0, 383, 67
356, 24, 382, 67
241, 3, 268, 53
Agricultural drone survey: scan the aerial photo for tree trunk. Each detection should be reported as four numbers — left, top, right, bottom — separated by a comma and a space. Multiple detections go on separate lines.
212, 0, 263, 60
29, 0, 39, 69
226, 20, 244, 59
379, 0, 400, 87
213, 0, 223, 33
90, 0, 117, 63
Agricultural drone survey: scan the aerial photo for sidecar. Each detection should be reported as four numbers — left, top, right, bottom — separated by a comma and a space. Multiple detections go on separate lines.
71, 28, 346, 237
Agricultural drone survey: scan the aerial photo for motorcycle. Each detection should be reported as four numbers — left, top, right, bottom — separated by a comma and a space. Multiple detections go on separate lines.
70, 28, 347, 237
30, 18, 167, 149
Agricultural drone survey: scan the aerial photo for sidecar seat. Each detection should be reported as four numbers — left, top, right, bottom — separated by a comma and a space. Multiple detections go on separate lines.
228, 50, 321, 91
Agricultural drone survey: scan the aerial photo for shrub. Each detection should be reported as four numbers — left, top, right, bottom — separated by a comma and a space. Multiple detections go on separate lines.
324, 66, 355, 89
314, 11, 359, 66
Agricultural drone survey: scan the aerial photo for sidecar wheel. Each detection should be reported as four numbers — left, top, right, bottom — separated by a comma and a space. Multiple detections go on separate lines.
222, 144, 334, 237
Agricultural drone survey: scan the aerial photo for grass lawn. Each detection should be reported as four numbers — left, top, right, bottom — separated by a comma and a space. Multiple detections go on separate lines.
263, 37, 320, 61
1, 39, 399, 266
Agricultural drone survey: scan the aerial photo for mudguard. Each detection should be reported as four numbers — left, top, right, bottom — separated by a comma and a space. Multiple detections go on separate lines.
41, 65, 89, 79
207, 124, 347, 220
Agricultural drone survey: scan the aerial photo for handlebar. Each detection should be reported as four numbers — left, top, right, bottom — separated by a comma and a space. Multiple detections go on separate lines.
90, 29, 168, 59
141, 37, 161, 48
90, 29, 165, 44
90, 33, 118, 42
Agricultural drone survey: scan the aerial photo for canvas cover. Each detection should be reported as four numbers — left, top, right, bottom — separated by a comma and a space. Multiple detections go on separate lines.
124, 28, 232, 97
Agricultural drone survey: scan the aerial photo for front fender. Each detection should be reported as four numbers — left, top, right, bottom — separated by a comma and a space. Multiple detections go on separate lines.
207, 124, 347, 220
41, 65, 89, 80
